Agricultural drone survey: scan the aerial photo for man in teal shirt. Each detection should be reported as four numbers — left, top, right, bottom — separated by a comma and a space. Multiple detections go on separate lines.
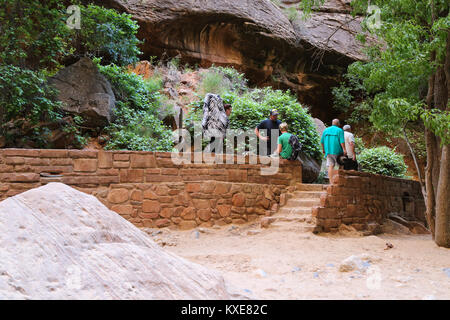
275, 122, 293, 159
321, 119, 347, 183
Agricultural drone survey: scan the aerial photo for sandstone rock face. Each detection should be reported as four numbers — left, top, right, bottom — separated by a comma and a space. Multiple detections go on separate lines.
0, 183, 233, 299
97, 0, 371, 121
49, 57, 116, 127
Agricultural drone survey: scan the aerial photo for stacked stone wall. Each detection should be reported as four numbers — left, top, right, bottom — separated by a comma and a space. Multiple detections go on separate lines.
0, 149, 301, 229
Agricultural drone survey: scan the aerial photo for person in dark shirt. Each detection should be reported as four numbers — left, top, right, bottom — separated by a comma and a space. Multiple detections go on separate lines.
254, 109, 282, 155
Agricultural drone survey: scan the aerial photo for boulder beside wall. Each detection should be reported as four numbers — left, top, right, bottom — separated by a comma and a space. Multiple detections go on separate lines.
49, 57, 116, 128
0, 183, 233, 299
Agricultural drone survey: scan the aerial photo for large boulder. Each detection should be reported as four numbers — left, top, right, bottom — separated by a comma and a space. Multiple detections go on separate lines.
49, 57, 116, 128
95, 0, 371, 122
0, 183, 234, 299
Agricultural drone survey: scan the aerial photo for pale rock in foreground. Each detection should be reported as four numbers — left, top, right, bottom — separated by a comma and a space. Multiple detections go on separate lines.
0, 183, 235, 299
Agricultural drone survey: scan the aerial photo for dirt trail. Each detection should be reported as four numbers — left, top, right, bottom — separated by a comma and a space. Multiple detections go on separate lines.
144, 222, 450, 300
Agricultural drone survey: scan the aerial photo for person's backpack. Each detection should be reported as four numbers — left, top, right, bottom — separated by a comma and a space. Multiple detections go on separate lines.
288, 134, 302, 160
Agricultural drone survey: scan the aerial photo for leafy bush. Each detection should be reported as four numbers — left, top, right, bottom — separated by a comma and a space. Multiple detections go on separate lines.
0, 2, 144, 149
0, 65, 62, 146
185, 84, 321, 161
73, 4, 142, 66
229, 88, 321, 160
0, 0, 70, 70
105, 105, 174, 151
198, 66, 248, 96
97, 62, 173, 151
358, 146, 408, 178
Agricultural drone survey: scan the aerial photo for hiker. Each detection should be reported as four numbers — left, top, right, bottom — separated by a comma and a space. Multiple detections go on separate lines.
224, 103, 232, 120
320, 119, 347, 183
202, 94, 230, 152
274, 122, 293, 159
343, 124, 358, 171
255, 109, 281, 155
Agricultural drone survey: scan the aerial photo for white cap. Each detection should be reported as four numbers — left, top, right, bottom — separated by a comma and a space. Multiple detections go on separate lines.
343, 125, 351, 131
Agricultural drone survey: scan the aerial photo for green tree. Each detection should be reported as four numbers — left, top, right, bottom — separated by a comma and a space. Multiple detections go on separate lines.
0, 0, 71, 70
0, 1, 144, 148
71, 4, 142, 66
302, 0, 449, 247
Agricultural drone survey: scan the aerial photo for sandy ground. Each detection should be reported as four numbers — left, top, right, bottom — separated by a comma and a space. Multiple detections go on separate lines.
143, 222, 450, 300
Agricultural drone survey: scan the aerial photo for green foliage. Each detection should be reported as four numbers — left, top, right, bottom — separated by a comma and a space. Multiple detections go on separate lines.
0, 65, 62, 146
341, 1, 448, 142
199, 70, 227, 96
297, 0, 325, 19
0, 2, 144, 149
354, 136, 367, 154
105, 104, 174, 151
72, 4, 142, 66
186, 81, 322, 161
0, 0, 71, 70
332, 85, 353, 113
358, 146, 408, 178
96, 61, 163, 111
198, 66, 248, 96
97, 62, 173, 151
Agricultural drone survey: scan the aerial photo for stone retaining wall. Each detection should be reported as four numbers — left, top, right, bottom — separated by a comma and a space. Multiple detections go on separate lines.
0, 149, 301, 229
312, 170, 426, 233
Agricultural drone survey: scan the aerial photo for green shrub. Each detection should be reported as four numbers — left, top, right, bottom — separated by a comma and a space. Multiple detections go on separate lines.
105, 104, 174, 151
199, 70, 227, 96
73, 4, 142, 66
0, 65, 62, 146
358, 146, 408, 178
229, 88, 321, 160
0, 2, 143, 148
97, 61, 163, 112
198, 66, 248, 96
97, 62, 173, 151
210, 66, 248, 93
0, 0, 70, 70
185, 84, 321, 161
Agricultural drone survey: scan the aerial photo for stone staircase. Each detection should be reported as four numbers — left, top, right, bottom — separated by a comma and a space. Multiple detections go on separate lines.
263, 184, 328, 233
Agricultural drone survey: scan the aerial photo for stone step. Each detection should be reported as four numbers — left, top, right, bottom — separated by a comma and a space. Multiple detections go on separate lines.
272, 214, 307, 223
278, 207, 312, 214
285, 198, 321, 207
268, 221, 317, 233
292, 191, 324, 198
278, 207, 311, 216
295, 184, 328, 192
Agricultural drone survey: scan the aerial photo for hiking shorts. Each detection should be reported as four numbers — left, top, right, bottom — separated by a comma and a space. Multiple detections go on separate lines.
326, 154, 338, 167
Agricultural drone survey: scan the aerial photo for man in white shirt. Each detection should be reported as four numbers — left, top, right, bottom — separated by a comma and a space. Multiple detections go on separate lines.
343, 125, 358, 170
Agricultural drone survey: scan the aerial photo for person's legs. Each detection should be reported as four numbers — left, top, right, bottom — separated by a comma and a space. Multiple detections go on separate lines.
326, 155, 337, 183
328, 165, 334, 183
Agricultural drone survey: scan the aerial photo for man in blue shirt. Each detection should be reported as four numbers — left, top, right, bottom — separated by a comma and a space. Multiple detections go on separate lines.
255, 109, 282, 155
321, 119, 347, 183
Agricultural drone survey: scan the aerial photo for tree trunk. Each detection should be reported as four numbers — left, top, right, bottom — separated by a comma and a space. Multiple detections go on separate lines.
435, 145, 450, 247
433, 30, 450, 247
425, 68, 437, 238
426, 30, 450, 247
